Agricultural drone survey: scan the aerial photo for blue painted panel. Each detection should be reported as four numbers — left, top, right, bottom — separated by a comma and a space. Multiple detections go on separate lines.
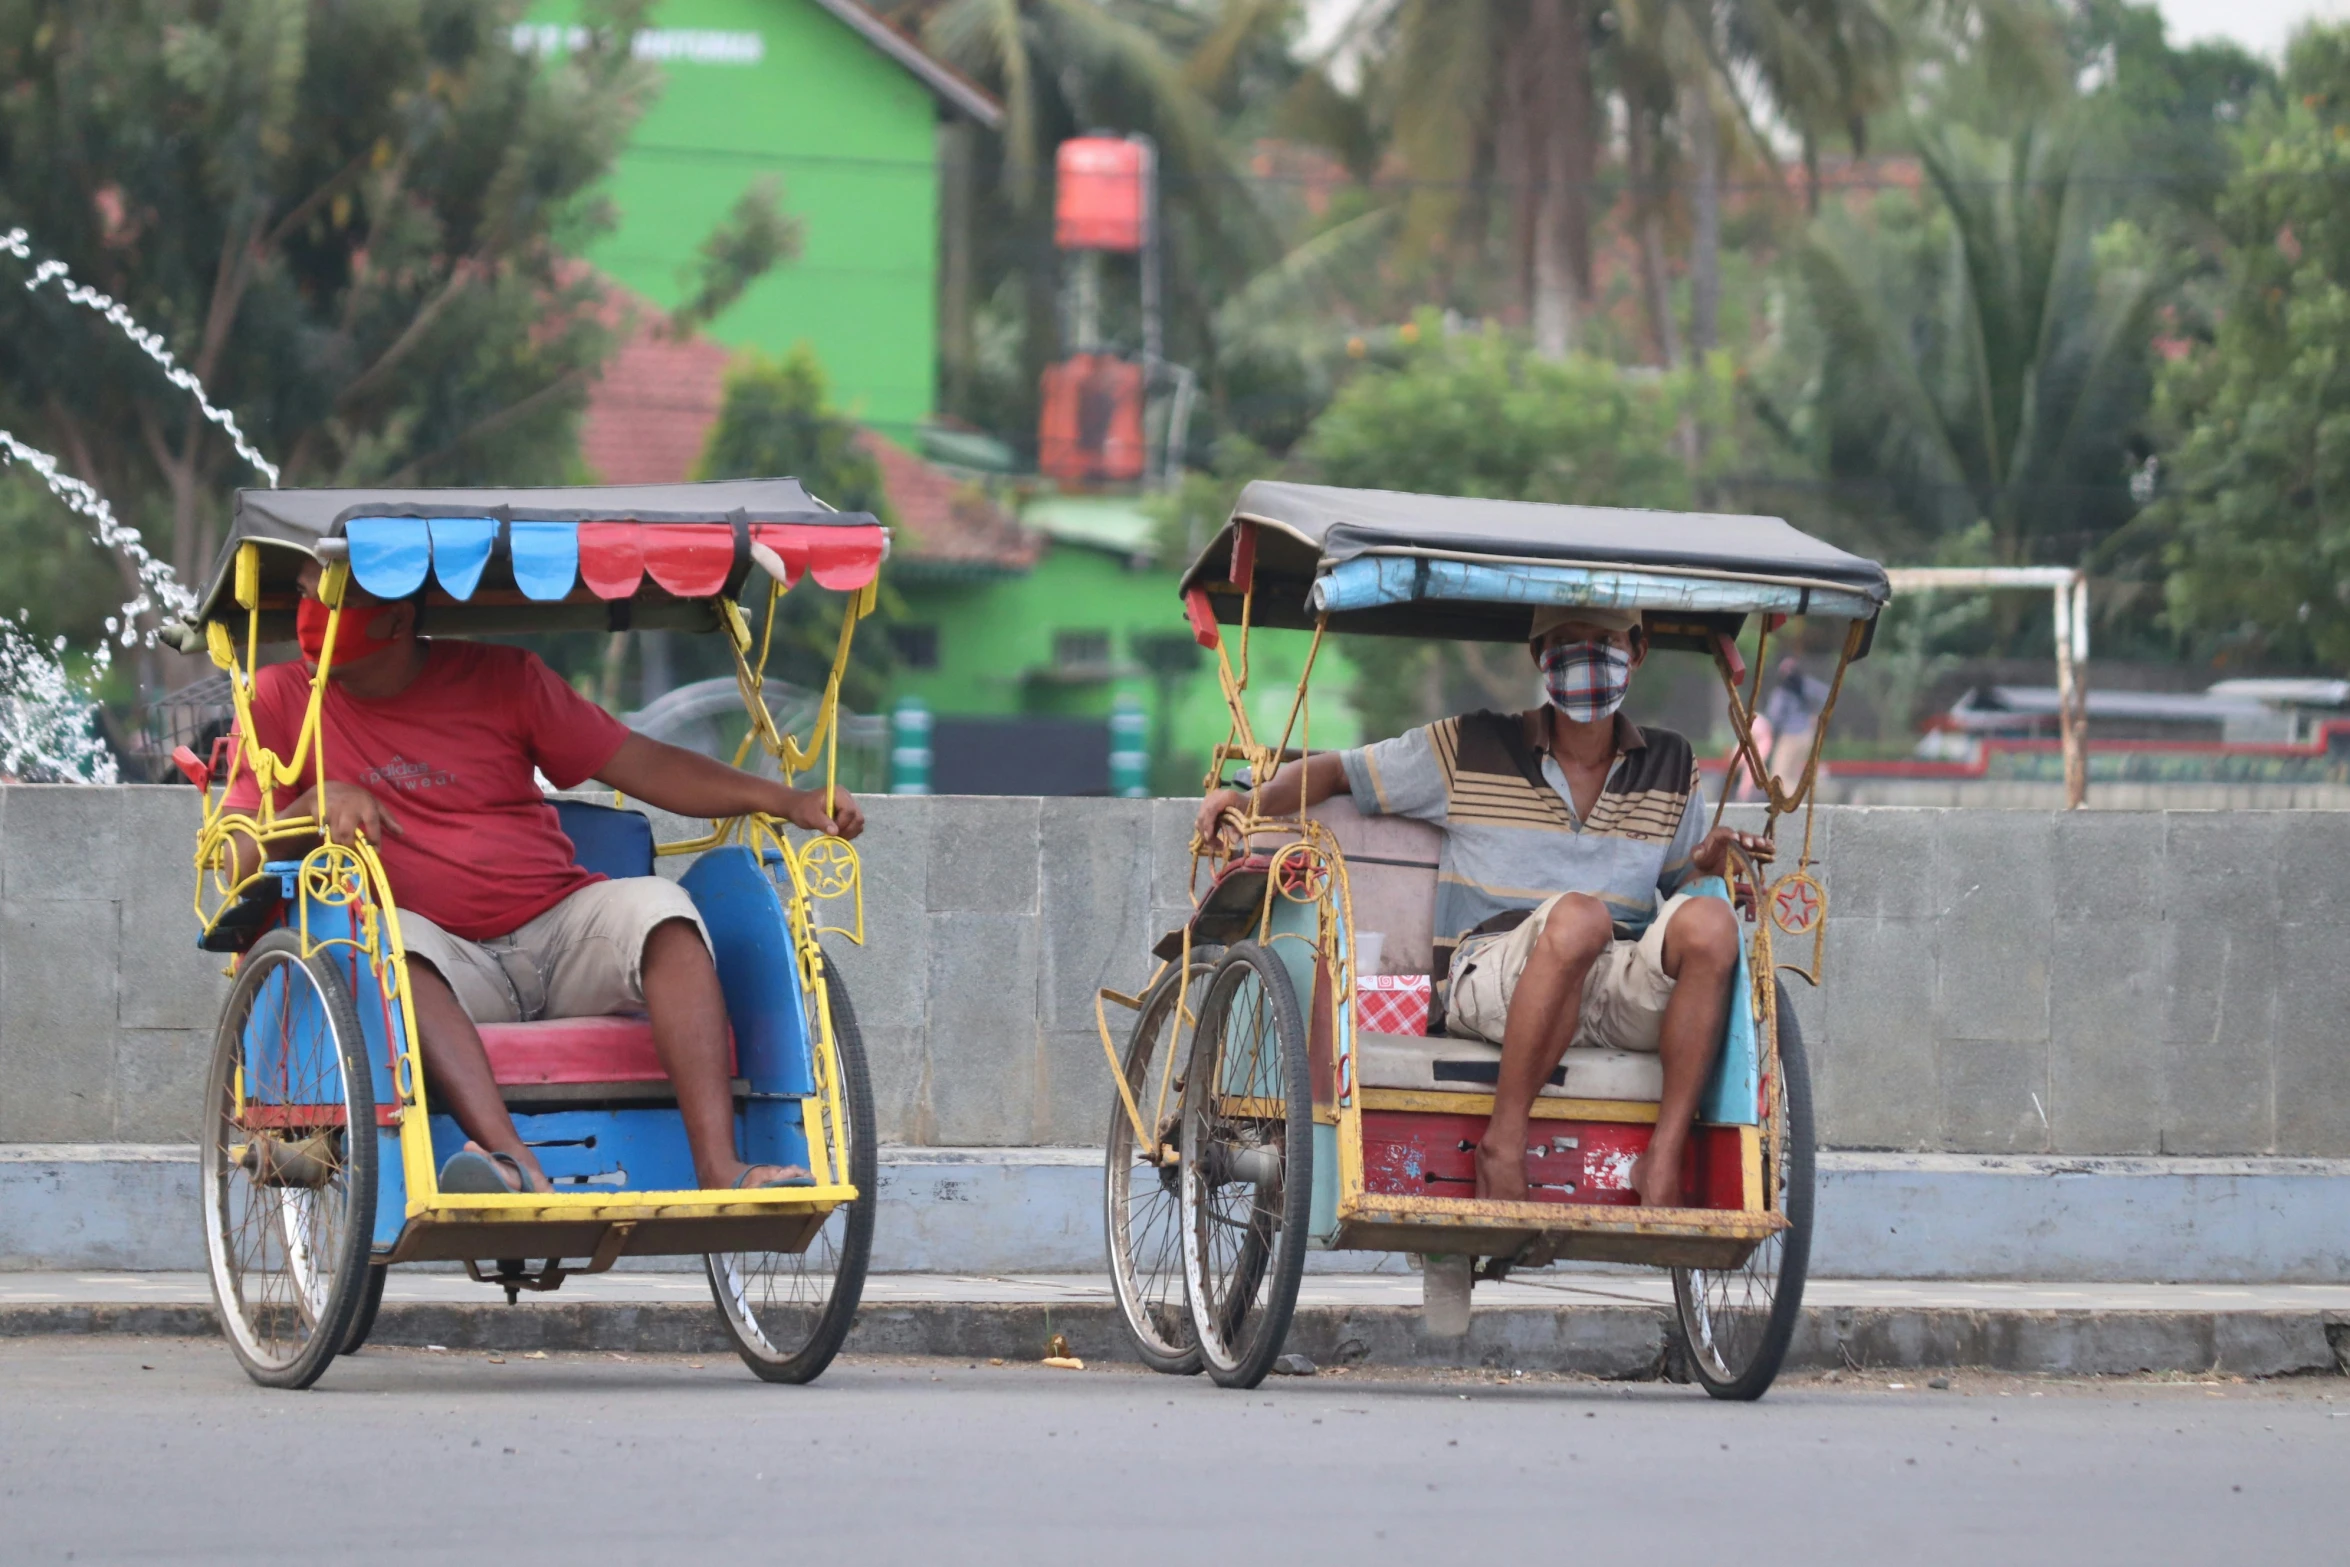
238, 966, 329, 1106
1309, 555, 1880, 622
1309, 1121, 1340, 1242
510, 520, 579, 601
552, 800, 655, 880
745, 1097, 814, 1181
345, 517, 431, 600
426, 516, 497, 601
272, 885, 410, 1251
428, 1107, 700, 1193
679, 846, 815, 1099
1689, 876, 1763, 1126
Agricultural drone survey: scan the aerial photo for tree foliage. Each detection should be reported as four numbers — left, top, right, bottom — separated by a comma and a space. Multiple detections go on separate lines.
1305, 320, 1724, 504
0, 0, 786, 668
1300, 323, 1730, 735
2150, 26, 2350, 666
693, 345, 895, 707
1766, 116, 2160, 568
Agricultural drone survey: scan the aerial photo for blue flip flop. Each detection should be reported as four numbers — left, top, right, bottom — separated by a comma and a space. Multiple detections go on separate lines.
735, 1164, 816, 1190
439, 1149, 525, 1195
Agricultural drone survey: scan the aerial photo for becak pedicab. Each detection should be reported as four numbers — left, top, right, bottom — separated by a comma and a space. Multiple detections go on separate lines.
1098, 482, 1888, 1398
176, 479, 885, 1388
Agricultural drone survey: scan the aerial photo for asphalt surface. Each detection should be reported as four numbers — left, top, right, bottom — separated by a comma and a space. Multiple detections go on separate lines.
4, 1339, 2343, 1566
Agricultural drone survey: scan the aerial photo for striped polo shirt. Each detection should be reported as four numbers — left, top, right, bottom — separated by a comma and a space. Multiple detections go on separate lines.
1339, 709, 1707, 973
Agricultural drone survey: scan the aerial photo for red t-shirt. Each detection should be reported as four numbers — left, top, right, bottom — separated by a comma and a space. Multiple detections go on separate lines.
221, 642, 632, 941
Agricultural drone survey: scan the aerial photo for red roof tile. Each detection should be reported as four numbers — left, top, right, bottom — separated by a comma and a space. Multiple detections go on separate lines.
577, 279, 1034, 572
578, 294, 732, 487
858, 430, 1039, 573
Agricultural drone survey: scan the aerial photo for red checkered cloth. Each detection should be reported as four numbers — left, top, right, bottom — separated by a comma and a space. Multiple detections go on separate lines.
1355, 974, 1431, 1036
1540, 641, 1631, 723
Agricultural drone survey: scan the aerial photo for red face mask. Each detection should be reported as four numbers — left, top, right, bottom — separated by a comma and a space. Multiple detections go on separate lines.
296, 596, 402, 666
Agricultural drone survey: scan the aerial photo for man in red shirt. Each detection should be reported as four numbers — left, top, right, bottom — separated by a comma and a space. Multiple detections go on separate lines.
223, 565, 864, 1195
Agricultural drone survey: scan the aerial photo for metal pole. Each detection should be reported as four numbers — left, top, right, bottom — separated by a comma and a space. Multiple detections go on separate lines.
2052, 574, 2086, 810
2070, 575, 2091, 809
1134, 133, 1166, 484
1136, 133, 1161, 379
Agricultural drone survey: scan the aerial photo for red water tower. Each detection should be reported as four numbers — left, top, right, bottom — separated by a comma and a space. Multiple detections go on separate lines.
1044, 133, 1162, 485
1055, 137, 1152, 252
1039, 354, 1146, 483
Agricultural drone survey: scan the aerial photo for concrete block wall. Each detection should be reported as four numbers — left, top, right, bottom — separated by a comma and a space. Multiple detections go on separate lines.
0, 788, 229, 1145
2, 787, 2344, 1159
1783, 807, 2350, 1158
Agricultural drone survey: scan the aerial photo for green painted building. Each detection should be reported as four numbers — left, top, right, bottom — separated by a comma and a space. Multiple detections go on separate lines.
534, 2, 1349, 791
888, 497, 1361, 794
517, 0, 996, 437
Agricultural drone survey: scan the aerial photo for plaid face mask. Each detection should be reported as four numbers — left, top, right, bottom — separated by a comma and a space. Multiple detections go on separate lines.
1541, 638, 1632, 723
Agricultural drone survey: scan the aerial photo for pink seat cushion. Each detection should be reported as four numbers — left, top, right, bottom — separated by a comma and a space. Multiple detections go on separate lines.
478, 1015, 736, 1086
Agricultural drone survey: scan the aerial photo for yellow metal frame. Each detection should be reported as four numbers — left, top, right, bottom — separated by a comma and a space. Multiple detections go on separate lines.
1099, 533, 1863, 1253
191, 543, 876, 1248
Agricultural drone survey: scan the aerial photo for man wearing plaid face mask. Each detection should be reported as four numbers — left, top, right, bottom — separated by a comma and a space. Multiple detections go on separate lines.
1196, 604, 1769, 1207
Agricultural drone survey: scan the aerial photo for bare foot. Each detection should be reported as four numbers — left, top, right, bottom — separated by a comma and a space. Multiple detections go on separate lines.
1474, 1138, 1529, 1201
717, 1161, 814, 1190
460, 1140, 553, 1195
1629, 1148, 1682, 1209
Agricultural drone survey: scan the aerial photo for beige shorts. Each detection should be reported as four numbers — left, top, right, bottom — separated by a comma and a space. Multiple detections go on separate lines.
398, 877, 710, 1025
1445, 890, 1703, 1052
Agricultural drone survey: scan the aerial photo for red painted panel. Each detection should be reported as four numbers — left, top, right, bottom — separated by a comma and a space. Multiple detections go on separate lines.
808, 529, 886, 591
1359, 1110, 1746, 1210
477, 1014, 735, 1085
1228, 519, 1257, 589
577, 522, 646, 600
237, 1104, 350, 1130
1184, 586, 1221, 650
641, 523, 736, 598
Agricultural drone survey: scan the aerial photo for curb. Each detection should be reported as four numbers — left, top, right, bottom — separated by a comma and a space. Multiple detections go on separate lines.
8, 1300, 2346, 1379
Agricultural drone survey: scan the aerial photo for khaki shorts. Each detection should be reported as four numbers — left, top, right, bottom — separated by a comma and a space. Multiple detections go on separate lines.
1445, 890, 1704, 1052
398, 878, 710, 1025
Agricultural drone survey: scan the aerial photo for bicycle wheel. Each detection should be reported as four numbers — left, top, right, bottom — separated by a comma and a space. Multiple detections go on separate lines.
1179, 940, 1312, 1390
339, 1263, 389, 1355
1673, 978, 1814, 1400
707, 951, 876, 1383
1105, 950, 1217, 1375
201, 930, 379, 1389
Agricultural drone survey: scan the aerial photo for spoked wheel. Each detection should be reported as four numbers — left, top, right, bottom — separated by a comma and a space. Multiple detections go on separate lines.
339, 1263, 389, 1355
1673, 978, 1814, 1400
1179, 940, 1312, 1390
201, 930, 379, 1389
1105, 949, 1218, 1376
707, 952, 876, 1383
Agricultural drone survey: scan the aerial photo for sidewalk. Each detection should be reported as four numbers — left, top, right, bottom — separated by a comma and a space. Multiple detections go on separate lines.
8, 1273, 2346, 1377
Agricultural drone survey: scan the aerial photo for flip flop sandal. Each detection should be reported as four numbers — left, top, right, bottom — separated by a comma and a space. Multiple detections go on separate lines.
439, 1149, 526, 1195
735, 1164, 816, 1190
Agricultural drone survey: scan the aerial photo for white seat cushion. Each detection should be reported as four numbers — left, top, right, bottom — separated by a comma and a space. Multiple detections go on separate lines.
1356, 1030, 1663, 1104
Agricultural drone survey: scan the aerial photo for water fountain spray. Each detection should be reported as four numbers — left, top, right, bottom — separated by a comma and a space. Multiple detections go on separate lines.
0, 227, 285, 780
2, 228, 280, 487
0, 613, 117, 782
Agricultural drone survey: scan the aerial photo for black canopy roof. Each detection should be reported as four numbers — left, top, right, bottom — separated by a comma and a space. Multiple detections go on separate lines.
1177, 481, 1889, 647
194, 479, 877, 627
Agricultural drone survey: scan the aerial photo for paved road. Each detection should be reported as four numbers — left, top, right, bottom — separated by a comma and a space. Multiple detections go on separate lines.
4, 1339, 2342, 1566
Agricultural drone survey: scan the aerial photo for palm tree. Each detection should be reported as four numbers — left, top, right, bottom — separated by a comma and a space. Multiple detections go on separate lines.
1775, 116, 2158, 566
1612, 0, 1901, 363
1365, 0, 1599, 356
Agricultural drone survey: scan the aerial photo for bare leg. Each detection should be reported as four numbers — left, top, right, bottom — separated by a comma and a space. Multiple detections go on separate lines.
1629, 897, 1741, 1208
407, 963, 552, 1194
639, 919, 806, 1188
1474, 895, 1613, 1200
